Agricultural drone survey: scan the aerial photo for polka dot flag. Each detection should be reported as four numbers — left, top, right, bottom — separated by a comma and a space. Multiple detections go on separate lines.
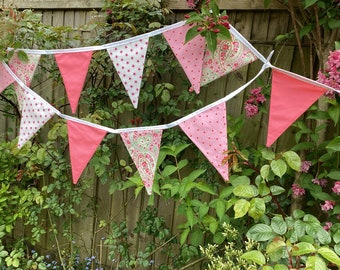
163, 24, 206, 94
179, 103, 229, 180
18, 89, 56, 148
107, 37, 149, 108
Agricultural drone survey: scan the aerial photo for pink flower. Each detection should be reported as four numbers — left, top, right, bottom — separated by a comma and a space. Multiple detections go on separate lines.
321, 200, 335, 212
332, 181, 340, 195
245, 103, 259, 118
292, 183, 305, 196
186, 0, 196, 8
323, 222, 332, 231
300, 160, 312, 173
312, 178, 328, 187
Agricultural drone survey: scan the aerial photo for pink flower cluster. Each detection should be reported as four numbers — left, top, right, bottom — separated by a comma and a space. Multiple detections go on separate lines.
300, 160, 312, 173
186, 0, 200, 8
244, 87, 266, 118
317, 50, 340, 99
321, 200, 335, 212
292, 183, 305, 196
312, 178, 328, 187
332, 181, 340, 195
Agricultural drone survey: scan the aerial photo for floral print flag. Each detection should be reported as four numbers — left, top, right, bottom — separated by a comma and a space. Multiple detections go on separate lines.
120, 130, 163, 195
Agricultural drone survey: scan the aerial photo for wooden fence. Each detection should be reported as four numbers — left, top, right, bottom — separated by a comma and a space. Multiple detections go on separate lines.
1, 1, 333, 269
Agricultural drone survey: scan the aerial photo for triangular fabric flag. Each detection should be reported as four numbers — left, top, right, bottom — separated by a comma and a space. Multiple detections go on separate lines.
18, 89, 55, 148
107, 37, 149, 108
120, 130, 162, 195
67, 120, 107, 184
179, 103, 228, 180
266, 68, 326, 147
55, 51, 93, 114
9, 53, 41, 109
200, 34, 257, 86
163, 24, 206, 94
0, 62, 15, 93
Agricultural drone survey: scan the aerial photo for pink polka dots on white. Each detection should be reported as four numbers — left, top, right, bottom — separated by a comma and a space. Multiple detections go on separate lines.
18, 90, 55, 148
163, 24, 206, 94
0, 63, 15, 93
107, 37, 149, 108
179, 103, 229, 181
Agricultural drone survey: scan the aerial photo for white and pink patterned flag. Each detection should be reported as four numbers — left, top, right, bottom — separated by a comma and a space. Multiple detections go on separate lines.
179, 103, 228, 180
67, 120, 107, 184
0, 62, 15, 93
18, 89, 56, 148
9, 53, 41, 109
120, 130, 163, 195
55, 51, 93, 114
107, 37, 149, 108
200, 34, 257, 86
163, 24, 206, 94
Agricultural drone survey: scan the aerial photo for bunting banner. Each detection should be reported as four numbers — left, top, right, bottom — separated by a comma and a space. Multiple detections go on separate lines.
0, 63, 15, 93
55, 51, 93, 114
266, 68, 326, 147
201, 34, 257, 86
9, 53, 41, 109
179, 102, 229, 180
120, 130, 163, 195
163, 24, 206, 94
18, 89, 56, 148
107, 37, 149, 108
67, 120, 107, 184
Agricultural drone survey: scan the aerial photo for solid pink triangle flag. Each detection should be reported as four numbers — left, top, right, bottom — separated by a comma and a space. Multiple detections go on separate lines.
179, 103, 228, 180
201, 33, 257, 86
67, 120, 107, 184
55, 51, 93, 113
120, 130, 162, 195
0, 62, 15, 93
163, 24, 206, 94
266, 68, 326, 147
9, 53, 41, 109
107, 37, 149, 108
18, 89, 55, 148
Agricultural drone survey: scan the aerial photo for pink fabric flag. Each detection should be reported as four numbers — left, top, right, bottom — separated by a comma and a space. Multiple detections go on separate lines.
0, 63, 15, 93
201, 34, 257, 86
9, 53, 41, 109
120, 130, 162, 195
18, 89, 55, 148
67, 120, 107, 184
179, 103, 229, 180
163, 24, 206, 94
266, 68, 326, 147
107, 37, 149, 108
55, 51, 93, 114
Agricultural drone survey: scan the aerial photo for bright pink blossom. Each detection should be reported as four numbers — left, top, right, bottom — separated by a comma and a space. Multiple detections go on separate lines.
244, 87, 266, 118
292, 183, 305, 196
321, 200, 335, 212
332, 181, 340, 195
312, 178, 328, 187
323, 222, 332, 231
245, 103, 259, 118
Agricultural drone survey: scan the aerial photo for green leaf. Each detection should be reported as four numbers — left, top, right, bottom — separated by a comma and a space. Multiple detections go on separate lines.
274, 265, 288, 270
263, 0, 272, 8
216, 199, 226, 220
189, 228, 204, 246
213, 231, 225, 244
161, 165, 177, 177
304, 0, 318, 8
282, 151, 301, 171
299, 25, 312, 38
186, 206, 195, 228
261, 148, 275, 160
233, 199, 250, 219
209, 220, 219, 234
335, 41, 340, 50
266, 237, 286, 254
229, 175, 250, 186
205, 30, 217, 55
248, 198, 266, 220
195, 182, 216, 195
328, 171, 340, 180
305, 255, 327, 270
326, 136, 340, 152
292, 242, 316, 256
233, 184, 257, 198
328, 19, 340, 29
271, 216, 287, 235
246, 224, 275, 241
317, 228, 331, 245
17, 50, 29, 62
328, 105, 340, 125
241, 250, 266, 265
260, 165, 270, 180
185, 25, 201, 44
180, 228, 190, 245
318, 247, 340, 266
270, 159, 287, 178
270, 185, 286, 195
